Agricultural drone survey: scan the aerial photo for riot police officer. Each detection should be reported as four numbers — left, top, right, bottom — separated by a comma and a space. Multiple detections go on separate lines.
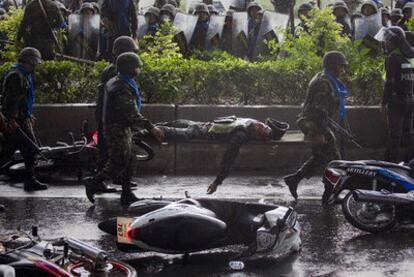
144, 7, 160, 37
1, 47, 47, 191
190, 3, 210, 50
381, 26, 414, 162
16, 0, 65, 60
95, 36, 140, 192
86, 53, 164, 206
284, 51, 348, 199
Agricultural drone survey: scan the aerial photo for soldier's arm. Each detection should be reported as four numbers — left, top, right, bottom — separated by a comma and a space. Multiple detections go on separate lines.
383, 54, 400, 106
51, 4, 65, 29
118, 88, 154, 130
308, 80, 333, 134
213, 131, 247, 186
3, 74, 25, 120
128, 0, 138, 35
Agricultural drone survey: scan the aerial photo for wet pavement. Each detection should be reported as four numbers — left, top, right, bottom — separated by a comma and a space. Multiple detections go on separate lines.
1, 175, 414, 277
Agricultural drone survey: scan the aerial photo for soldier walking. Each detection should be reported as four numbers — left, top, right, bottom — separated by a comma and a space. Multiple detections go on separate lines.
0, 48, 47, 191
283, 51, 348, 200
86, 53, 164, 206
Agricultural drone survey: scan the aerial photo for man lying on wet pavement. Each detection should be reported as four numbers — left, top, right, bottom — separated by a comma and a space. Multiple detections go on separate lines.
136, 116, 289, 194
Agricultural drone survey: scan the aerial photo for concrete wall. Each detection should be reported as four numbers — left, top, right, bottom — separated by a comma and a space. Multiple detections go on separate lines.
32, 104, 388, 174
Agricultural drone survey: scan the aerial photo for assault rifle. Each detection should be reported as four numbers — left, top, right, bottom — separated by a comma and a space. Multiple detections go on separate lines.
0, 111, 41, 154
328, 118, 363, 149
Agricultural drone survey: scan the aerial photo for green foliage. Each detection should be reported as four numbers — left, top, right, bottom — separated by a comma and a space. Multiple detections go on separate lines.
0, 7, 23, 61
0, 7, 385, 105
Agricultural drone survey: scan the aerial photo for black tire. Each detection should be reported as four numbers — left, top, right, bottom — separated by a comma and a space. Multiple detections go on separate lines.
342, 191, 397, 233
67, 260, 137, 277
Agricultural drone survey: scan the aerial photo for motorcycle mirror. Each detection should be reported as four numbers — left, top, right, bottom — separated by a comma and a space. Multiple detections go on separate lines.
229, 261, 245, 271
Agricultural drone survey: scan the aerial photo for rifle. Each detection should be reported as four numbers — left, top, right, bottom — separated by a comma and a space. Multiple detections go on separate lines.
328, 118, 363, 149
55, 53, 95, 65
0, 111, 41, 154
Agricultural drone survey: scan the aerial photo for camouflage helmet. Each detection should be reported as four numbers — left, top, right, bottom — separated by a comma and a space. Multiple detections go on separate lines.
116, 52, 144, 73
80, 2, 95, 14
333, 1, 349, 14
360, 0, 378, 13
18, 47, 42, 66
380, 7, 390, 16
403, 2, 414, 12
247, 2, 262, 13
0, 8, 7, 16
207, 4, 219, 15
160, 4, 177, 18
322, 51, 348, 70
113, 36, 139, 56
391, 8, 403, 18
298, 3, 313, 13
193, 3, 209, 14
265, 119, 290, 140
382, 26, 406, 43
145, 6, 160, 18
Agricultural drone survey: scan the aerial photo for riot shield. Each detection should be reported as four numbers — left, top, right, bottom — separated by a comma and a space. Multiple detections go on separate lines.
138, 0, 156, 13
231, 11, 248, 56
186, 0, 228, 14
227, 0, 247, 11
173, 12, 198, 53
137, 15, 149, 39
353, 13, 382, 41
206, 15, 225, 49
68, 14, 100, 60
250, 11, 288, 59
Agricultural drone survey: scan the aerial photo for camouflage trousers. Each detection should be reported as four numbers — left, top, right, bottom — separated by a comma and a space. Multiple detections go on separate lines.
0, 119, 37, 176
298, 129, 340, 178
96, 126, 135, 184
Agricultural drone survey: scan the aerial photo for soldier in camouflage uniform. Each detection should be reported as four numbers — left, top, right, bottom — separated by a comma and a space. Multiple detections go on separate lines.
0, 47, 48, 191
16, 0, 65, 60
283, 51, 348, 199
86, 53, 164, 206
95, 36, 140, 192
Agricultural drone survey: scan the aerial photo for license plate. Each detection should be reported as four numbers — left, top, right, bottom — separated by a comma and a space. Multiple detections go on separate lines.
117, 217, 134, 245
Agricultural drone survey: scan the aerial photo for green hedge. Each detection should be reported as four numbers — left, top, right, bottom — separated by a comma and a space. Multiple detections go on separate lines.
0, 7, 384, 105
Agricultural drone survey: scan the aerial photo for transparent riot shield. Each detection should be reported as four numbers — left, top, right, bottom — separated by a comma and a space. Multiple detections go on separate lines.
138, 0, 156, 13
68, 14, 100, 60
354, 13, 382, 41
250, 11, 288, 59
137, 15, 149, 39
206, 15, 225, 49
231, 11, 248, 56
173, 12, 198, 53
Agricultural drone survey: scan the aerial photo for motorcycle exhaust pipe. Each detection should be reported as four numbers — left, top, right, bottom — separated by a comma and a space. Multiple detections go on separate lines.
65, 238, 108, 262
353, 190, 414, 205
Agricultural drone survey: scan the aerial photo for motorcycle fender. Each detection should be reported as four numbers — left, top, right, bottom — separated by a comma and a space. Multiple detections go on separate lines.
117, 217, 134, 245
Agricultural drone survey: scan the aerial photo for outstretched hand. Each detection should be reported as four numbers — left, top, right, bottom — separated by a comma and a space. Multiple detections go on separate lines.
207, 182, 218, 194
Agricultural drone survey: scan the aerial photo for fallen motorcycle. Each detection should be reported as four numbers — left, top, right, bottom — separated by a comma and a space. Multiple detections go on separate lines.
99, 198, 301, 260
344, 189, 414, 233
322, 159, 414, 232
0, 227, 137, 277
0, 122, 154, 181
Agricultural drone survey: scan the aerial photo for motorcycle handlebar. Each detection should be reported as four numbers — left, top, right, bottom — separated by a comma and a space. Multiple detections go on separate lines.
64, 238, 108, 263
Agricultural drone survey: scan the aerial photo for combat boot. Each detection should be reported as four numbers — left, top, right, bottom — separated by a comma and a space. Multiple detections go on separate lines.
85, 177, 116, 203
24, 178, 48, 191
283, 172, 303, 200
120, 185, 140, 206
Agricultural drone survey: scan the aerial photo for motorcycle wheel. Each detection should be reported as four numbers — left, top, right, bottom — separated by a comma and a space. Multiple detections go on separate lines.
66, 260, 137, 277
342, 191, 397, 233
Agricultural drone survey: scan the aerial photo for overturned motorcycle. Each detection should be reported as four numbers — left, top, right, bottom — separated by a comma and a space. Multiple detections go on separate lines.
0, 226, 136, 276
343, 189, 414, 233
0, 122, 154, 181
322, 159, 414, 232
99, 198, 301, 266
